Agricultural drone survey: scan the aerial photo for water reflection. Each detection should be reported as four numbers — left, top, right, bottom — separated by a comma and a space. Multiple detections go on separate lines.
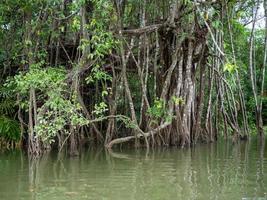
0, 139, 266, 200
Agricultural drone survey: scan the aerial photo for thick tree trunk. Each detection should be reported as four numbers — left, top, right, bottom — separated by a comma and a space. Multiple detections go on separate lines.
181, 40, 194, 147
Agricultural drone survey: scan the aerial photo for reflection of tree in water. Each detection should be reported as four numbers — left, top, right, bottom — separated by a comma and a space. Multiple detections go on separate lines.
28, 157, 39, 200
28, 154, 51, 200
19, 140, 267, 200
0, 151, 25, 199
107, 141, 266, 200
255, 138, 265, 197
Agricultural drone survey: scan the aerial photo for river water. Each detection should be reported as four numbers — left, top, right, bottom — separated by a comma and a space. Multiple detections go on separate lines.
0, 139, 266, 200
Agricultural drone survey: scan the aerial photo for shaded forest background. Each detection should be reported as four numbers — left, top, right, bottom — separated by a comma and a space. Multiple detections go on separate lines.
0, 0, 266, 155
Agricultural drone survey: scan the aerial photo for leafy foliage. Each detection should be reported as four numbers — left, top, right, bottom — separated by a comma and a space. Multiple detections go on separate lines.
223, 63, 238, 73
0, 116, 20, 142
8, 67, 88, 143
147, 99, 166, 119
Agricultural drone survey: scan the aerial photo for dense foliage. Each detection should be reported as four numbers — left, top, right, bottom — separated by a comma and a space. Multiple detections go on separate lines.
0, 0, 266, 155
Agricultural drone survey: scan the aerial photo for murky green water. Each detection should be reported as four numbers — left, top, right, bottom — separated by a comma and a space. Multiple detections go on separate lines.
0, 139, 267, 200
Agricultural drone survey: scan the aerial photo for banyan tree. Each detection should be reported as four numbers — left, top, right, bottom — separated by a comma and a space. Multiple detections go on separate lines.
1, 0, 266, 155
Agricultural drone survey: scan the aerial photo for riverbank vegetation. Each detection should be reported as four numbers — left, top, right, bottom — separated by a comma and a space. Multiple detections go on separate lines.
0, 0, 266, 155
